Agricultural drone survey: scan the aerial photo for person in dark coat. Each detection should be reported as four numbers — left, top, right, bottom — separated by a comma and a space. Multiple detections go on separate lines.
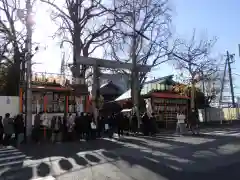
79, 112, 85, 139
149, 113, 157, 136
131, 113, 138, 135
14, 114, 25, 147
51, 116, 63, 143
107, 115, 114, 138
3, 113, 14, 146
123, 115, 130, 135
189, 109, 200, 135
85, 113, 92, 140
0, 116, 4, 146
75, 114, 82, 140
117, 113, 124, 137
141, 113, 149, 135
97, 116, 104, 138
33, 112, 42, 143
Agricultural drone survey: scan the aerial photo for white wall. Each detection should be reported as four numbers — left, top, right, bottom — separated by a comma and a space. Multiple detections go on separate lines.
0, 96, 19, 118
199, 108, 240, 122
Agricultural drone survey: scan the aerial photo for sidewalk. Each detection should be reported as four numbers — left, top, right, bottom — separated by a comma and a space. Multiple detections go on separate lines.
156, 123, 240, 134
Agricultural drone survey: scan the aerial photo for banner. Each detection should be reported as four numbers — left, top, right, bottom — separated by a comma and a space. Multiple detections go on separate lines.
145, 98, 153, 117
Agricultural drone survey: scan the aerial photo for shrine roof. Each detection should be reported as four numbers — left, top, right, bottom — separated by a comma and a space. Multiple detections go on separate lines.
144, 75, 175, 84
115, 75, 176, 101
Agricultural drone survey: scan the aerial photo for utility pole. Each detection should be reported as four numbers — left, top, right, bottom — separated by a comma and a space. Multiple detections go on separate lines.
25, 0, 33, 140
219, 58, 227, 107
227, 51, 235, 107
201, 71, 207, 122
219, 51, 235, 108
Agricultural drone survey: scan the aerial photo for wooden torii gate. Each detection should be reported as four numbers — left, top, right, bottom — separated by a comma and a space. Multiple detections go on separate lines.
72, 56, 151, 123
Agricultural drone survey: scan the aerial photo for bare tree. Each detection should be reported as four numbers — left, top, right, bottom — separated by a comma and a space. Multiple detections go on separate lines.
40, 0, 117, 81
105, 0, 172, 87
171, 30, 219, 109
200, 72, 222, 105
0, 0, 28, 95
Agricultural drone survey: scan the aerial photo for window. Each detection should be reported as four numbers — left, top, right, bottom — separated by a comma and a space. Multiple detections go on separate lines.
166, 85, 169, 90
152, 83, 157, 90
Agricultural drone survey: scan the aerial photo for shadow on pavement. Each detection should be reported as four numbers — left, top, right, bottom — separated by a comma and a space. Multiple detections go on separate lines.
59, 159, 73, 171
1, 139, 123, 180
0, 166, 33, 180
85, 154, 101, 163
71, 154, 88, 166
1, 133, 240, 180
37, 162, 50, 177
19, 138, 123, 160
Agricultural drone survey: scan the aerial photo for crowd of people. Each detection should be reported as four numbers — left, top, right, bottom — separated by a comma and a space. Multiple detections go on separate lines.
0, 113, 25, 148
0, 111, 158, 148
0, 110, 200, 148
32, 112, 158, 144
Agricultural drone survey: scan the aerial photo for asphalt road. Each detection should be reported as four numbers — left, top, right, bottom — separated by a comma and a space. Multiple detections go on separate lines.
0, 127, 240, 180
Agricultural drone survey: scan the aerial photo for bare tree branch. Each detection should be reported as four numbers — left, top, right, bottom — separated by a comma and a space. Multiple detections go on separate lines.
106, 0, 172, 86
171, 30, 220, 108
171, 30, 218, 83
41, 0, 117, 79
0, 0, 31, 95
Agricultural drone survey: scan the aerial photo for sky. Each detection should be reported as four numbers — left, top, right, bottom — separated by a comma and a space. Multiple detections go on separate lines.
32, 0, 240, 96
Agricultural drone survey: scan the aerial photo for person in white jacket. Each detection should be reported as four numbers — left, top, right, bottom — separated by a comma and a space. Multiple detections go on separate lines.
176, 112, 186, 135
67, 113, 75, 141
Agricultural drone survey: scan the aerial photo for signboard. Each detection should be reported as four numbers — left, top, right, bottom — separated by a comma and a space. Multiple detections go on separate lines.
145, 98, 153, 117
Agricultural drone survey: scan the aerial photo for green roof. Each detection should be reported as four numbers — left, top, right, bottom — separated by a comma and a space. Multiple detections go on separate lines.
115, 75, 175, 101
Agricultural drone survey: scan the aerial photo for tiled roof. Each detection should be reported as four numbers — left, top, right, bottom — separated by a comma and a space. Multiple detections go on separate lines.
115, 75, 175, 101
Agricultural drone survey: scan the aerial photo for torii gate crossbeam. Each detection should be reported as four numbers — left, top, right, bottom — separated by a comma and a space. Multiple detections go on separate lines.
72, 56, 151, 122
76, 56, 151, 72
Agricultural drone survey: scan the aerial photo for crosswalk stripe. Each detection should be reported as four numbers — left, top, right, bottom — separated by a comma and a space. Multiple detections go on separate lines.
31, 176, 56, 180
0, 146, 26, 169
202, 131, 240, 137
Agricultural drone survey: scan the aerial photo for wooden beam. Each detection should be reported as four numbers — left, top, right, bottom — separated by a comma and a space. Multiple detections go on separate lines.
76, 56, 151, 72
100, 73, 130, 79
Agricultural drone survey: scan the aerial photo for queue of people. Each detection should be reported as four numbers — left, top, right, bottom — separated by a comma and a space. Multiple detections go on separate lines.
0, 113, 25, 148
0, 109, 201, 147
31, 111, 159, 144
